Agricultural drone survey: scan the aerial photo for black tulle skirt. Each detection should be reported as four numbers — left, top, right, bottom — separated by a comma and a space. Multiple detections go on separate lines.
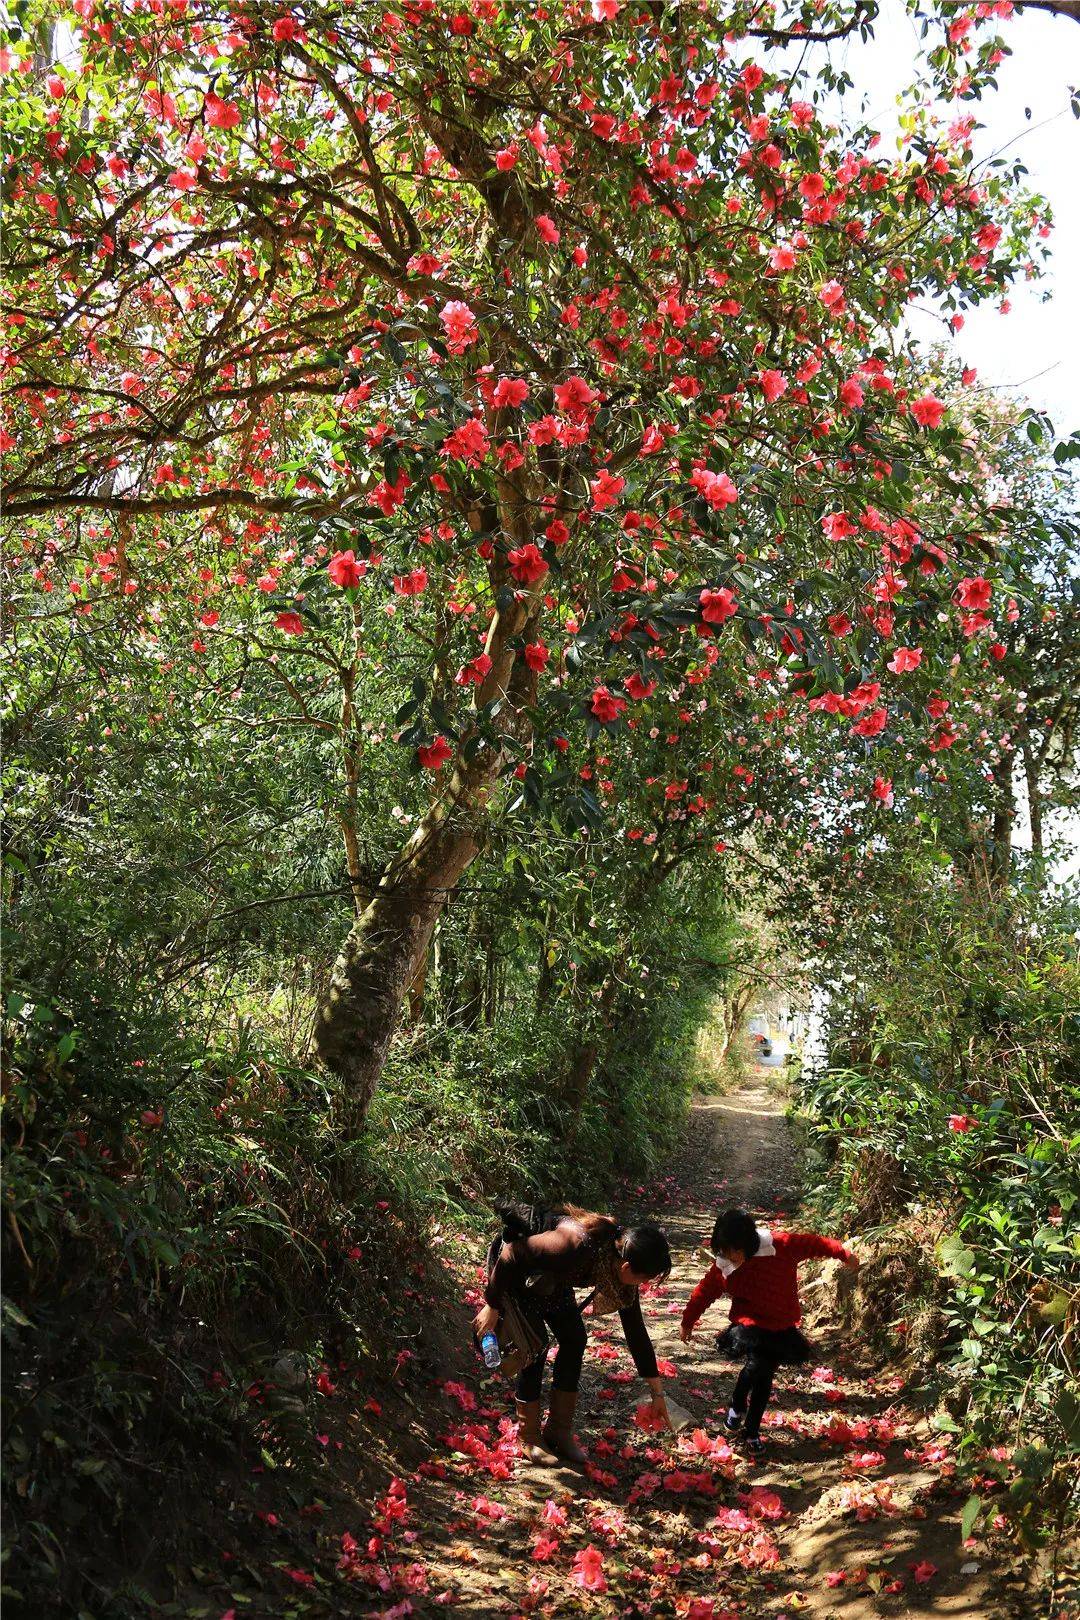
715, 1323, 812, 1365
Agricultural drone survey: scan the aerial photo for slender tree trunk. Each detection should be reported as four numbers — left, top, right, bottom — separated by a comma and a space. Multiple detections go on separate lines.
455, 904, 485, 1028
405, 948, 428, 1027
536, 902, 557, 1009
1022, 738, 1045, 871
483, 930, 497, 1025
561, 963, 624, 1126
717, 980, 756, 1063
338, 655, 366, 917
562, 1036, 601, 1123
989, 809, 1013, 887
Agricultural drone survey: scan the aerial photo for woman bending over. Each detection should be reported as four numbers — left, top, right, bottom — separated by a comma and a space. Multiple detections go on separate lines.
475, 1203, 672, 1464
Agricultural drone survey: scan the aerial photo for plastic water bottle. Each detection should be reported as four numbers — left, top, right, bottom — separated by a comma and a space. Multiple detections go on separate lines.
480, 1331, 501, 1370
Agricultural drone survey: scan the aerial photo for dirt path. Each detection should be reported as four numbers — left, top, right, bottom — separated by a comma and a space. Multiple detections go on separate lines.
220, 1085, 1033, 1618
398, 1083, 1029, 1619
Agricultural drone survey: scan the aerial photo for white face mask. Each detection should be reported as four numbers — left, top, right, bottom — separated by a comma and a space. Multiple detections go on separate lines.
715, 1225, 775, 1277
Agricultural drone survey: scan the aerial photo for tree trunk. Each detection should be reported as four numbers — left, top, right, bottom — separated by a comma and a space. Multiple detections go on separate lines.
562, 1036, 600, 1123
989, 761, 1015, 892
313, 812, 479, 1122
405, 947, 428, 1027
454, 904, 485, 1028
562, 973, 621, 1128
717, 980, 756, 1063
1022, 737, 1045, 871
338, 656, 366, 917
483, 929, 497, 1025
536, 903, 557, 1009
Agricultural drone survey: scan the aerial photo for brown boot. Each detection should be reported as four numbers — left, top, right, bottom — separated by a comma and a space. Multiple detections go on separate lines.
542, 1388, 588, 1466
515, 1400, 550, 1465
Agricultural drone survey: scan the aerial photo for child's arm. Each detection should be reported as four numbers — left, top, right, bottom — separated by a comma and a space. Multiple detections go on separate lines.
787, 1231, 858, 1268
680, 1263, 728, 1340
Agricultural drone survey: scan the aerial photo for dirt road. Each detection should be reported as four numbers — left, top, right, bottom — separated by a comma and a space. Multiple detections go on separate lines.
406, 1083, 1029, 1618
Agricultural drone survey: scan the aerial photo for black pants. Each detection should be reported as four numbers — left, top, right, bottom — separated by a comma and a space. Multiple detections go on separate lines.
730, 1353, 780, 1437
515, 1293, 586, 1402
717, 1322, 810, 1439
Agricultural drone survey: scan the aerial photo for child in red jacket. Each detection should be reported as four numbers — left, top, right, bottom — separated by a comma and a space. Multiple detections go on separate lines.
680, 1208, 858, 1454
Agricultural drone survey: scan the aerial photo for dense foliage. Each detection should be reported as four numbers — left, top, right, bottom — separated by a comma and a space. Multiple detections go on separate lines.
4, 0, 1060, 1120
802, 865, 1079, 1546
784, 416, 1080, 1557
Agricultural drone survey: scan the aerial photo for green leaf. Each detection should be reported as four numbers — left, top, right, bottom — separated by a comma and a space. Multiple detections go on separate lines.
939, 1233, 976, 1278
960, 1494, 982, 1542
1054, 1386, 1080, 1449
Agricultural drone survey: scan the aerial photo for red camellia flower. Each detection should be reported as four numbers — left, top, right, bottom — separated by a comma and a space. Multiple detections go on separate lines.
852, 704, 887, 738
590, 686, 627, 723
507, 543, 548, 584
955, 575, 992, 611
911, 393, 947, 428
417, 736, 453, 770
553, 376, 598, 415
545, 518, 570, 545
271, 14, 300, 40
141, 1107, 164, 1128
205, 92, 241, 130
275, 611, 305, 635
822, 511, 856, 541
535, 213, 561, 245
624, 673, 657, 700
570, 1546, 607, 1593
455, 652, 493, 687
828, 613, 853, 637
699, 586, 738, 626
393, 568, 428, 596
887, 646, 922, 673
442, 417, 489, 464
524, 642, 550, 672
492, 377, 529, 408
328, 549, 365, 588
759, 369, 787, 403
871, 776, 894, 806
948, 1114, 977, 1133
690, 467, 738, 509
439, 299, 478, 354
590, 468, 625, 510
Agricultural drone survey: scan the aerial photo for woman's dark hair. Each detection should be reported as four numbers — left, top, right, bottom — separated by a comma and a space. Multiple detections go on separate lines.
711, 1208, 760, 1258
620, 1223, 672, 1281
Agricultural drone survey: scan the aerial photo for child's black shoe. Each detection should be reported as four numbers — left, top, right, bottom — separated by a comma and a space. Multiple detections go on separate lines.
724, 1407, 744, 1433
742, 1434, 766, 1456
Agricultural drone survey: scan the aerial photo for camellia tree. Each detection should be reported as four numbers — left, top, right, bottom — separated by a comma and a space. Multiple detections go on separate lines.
2, 0, 1055, 1122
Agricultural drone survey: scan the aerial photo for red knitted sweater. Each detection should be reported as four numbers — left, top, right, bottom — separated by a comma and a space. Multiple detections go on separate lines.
681, 1230, 852, 1334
